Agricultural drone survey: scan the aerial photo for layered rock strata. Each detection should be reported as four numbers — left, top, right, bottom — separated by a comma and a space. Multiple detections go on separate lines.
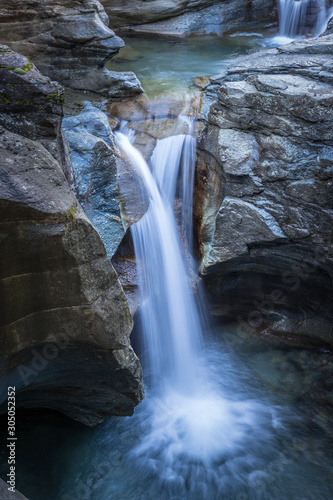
62, 101, 149, 259
196, 35, 333, 346
0, 1, 143, 97
0, 46, 144, 426
104, 0, 277, 36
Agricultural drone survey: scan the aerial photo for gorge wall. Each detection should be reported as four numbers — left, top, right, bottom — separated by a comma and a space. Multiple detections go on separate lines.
0, 0, 143, 97
104, 0, 277, 36
196, 34, 333, 348
0, 45, 144, 426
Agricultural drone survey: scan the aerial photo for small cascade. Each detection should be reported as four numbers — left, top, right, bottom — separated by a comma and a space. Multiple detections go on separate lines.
115, 126, 201, 393
278, 0, 333, 38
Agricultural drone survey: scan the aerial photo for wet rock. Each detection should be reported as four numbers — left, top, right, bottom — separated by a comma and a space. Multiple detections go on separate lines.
0, 45, 73, 185
104, 0, 276, 36
196, 34, 333, 346
0, 0, 143, 98
107, 93, 202, 160
62, 101, 149, 257
0, 48, 144, 426
0, 479, 28, 499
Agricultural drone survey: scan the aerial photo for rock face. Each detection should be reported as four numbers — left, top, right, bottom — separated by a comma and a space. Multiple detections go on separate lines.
0, 45, 73, 185
62, 100, 150, 314
0, 0, 143, 97
62, 102, 125, 258
0, 45, 144, 426
0, 479, 28, 500
196, 35, 333, 346
104, 0, 277, 36
62, 101, 149, 258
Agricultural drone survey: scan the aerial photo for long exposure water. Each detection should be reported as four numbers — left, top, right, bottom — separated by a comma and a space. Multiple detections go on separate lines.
278, 0, 333, 38
1, 30, 333, 500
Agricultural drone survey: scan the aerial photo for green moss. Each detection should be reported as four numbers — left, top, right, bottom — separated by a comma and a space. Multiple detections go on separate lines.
15, 100, 34, 106
64, 203, 78, 233
13, 68, 26, 75
0, 94, 11, 104
1, 58, 33, 75
66, 203, 78, 220
45, 92, 58, 100
44, 91, 65, 105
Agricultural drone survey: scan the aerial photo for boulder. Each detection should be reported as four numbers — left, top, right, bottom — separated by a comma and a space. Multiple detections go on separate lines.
0, 46, 144, 426
0, 45, 73, 185
0, 1, 143, 97
62, 101, 149, 254
62, 101, 150, 314
196, 34, 333, 346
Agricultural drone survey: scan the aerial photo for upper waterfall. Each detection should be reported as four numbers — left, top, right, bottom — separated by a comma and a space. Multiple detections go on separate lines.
278, 0, 333, 37
115, 126, 202, 393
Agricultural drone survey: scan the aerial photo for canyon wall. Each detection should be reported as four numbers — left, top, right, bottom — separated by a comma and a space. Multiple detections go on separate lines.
104, 0, 277, 36
196, 34, 333, 347
0, 0, 143, 97
0, 45, 144, 426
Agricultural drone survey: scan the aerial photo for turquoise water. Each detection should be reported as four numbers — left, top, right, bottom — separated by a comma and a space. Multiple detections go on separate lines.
1, 330, 332, 499
106, 33, 280, 98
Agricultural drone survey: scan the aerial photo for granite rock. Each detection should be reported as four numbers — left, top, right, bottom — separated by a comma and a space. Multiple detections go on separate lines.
0, 1, 143, 97
0, 47, 144, 426
196, 34, 333, 346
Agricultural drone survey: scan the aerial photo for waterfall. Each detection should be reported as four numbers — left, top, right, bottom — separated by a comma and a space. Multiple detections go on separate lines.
115, 123, 274, 473
116, 125, 201, 393
278, 0, 333, 38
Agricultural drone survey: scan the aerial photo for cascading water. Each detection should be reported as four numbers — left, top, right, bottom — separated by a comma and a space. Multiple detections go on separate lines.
114, 121, 284, 496
278, 0, 333, 38
116, 127, 201, 393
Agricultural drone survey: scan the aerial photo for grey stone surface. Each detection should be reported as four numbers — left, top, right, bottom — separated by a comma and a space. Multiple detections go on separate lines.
0, 47, 144, 426
196, 34, 333, 346
62, 101, 149, 259
63, 102, 125, 258
0, 0, 143, 98
104, 0, 276, 35
0, 45, 73, 185
0, 479, 28, 499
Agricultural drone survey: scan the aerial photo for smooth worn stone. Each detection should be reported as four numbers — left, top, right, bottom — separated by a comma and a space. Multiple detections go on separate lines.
0, 0, 143, 98
196, 34, 333, 346
62, 101, 149, 258
0, 44, 73, 185
0, 479, 28, 499
105, 0, 276, 35
0, 48, 144, 426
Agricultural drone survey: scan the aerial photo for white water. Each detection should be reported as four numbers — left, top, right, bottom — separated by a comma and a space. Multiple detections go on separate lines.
115, 125, 279, 473
278, 0, 333, 37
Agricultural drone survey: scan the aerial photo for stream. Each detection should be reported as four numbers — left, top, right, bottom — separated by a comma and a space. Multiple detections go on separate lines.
1, 32, 333, 500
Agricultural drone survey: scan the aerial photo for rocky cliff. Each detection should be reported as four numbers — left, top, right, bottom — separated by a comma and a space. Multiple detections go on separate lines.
0, 45, 144, 426
196, 34, 333, 347
104, 0, 277, 36
0, 0, 143, 97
